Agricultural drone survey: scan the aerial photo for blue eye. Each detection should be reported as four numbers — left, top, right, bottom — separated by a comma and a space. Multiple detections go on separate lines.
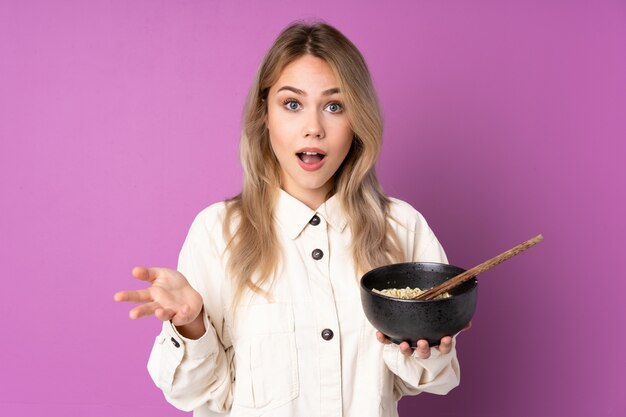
283, 99, 300, 111
326, 102, 343, 113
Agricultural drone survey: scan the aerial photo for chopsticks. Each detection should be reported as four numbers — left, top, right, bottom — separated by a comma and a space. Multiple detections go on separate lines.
415, 234, 544, 300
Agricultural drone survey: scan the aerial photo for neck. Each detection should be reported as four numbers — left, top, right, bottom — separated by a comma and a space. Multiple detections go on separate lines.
286, 188, 329, 210
279, 173, 334, 209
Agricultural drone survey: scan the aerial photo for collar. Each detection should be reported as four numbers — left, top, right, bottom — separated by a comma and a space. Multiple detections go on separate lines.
274, 189, 348, 239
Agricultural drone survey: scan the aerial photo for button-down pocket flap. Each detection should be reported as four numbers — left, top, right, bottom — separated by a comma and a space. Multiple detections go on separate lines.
231, 302, 294, 339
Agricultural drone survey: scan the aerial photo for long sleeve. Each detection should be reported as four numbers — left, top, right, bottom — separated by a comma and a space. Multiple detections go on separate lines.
146, 204, 235, 413
147, 314, 234, 412
383, 200, 461, 397
143, 194, 461, 416
383, 337, 460, 396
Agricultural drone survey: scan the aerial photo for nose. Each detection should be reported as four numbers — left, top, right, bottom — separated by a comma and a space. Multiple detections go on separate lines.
303, 110, 325, 139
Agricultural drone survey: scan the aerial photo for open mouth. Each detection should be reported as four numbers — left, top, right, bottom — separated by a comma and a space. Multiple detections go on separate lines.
296, 151, 326, 165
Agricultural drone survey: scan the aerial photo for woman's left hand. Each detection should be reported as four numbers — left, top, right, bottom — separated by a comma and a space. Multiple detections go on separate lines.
375, 321, 472, 359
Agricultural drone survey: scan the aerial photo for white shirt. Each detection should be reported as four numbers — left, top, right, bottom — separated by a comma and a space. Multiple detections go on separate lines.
147, 190, 460, 417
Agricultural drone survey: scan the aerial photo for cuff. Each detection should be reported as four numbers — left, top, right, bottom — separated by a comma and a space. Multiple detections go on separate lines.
166, 311, 220, 360
383, 336, 458, 388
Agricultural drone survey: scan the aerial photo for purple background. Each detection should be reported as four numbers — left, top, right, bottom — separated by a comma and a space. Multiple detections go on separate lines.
1, 1, 625, 416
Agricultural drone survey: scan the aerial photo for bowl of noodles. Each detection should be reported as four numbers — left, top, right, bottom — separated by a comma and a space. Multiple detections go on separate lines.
360, 262, 477, 347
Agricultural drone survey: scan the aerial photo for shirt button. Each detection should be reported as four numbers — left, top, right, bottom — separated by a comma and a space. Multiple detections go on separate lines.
321, 328, 334, 341
312, 248, 324, 260
171, 337, 180, 348
309, 215, 321, 226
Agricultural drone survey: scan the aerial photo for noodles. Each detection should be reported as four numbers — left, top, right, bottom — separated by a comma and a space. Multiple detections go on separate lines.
372, 287, 451, 300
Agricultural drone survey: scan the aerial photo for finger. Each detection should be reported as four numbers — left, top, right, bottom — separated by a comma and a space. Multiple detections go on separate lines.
113, 289, 153, 303
375, 331, 391, 344
415, 339, 430, 359
171, 304, 193, 323
437, 336, 453, 354
131, 266, 162, 283
154, 307, 176, 322
399, 341, 413, 356
129, 302, 162, 320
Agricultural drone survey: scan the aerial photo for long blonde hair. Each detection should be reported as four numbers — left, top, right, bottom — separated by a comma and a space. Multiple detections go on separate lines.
224, 21, 404, 304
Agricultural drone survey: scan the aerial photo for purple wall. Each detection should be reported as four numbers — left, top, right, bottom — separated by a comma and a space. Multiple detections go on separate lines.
1, 1, 624, 416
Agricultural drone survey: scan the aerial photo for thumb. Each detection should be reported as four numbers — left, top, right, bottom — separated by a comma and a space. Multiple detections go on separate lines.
174, 304, 198, 324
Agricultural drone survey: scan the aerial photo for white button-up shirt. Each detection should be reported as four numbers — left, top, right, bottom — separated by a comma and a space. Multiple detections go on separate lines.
147, 190, 460, 417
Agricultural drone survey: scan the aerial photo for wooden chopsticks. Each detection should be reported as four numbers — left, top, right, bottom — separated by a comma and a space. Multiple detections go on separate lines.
415, 234, 544, 300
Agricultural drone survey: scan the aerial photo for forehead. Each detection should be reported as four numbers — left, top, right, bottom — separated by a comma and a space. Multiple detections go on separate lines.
272, 55, 338, 91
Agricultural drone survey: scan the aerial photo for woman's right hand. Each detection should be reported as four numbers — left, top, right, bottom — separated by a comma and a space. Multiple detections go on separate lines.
114, 267, 204, 330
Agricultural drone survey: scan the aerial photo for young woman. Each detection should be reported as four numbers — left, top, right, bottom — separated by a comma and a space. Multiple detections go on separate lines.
115, 21, 461, 417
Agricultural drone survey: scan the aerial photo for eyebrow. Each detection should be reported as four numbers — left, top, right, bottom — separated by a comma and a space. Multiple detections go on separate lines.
276, 86, 341, 96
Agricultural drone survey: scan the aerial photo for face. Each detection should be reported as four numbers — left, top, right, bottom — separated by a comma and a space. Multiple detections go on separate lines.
266, 54, 353, 208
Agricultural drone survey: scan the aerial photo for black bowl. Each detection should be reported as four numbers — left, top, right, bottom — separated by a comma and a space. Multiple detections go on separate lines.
360, 262, 477, 347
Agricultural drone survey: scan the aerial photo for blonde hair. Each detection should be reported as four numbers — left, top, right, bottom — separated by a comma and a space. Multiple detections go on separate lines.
224, 21, 404, 304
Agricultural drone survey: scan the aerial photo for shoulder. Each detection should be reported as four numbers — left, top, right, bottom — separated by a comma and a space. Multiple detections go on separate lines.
387, 197, 429, 232
191, 201, 228, 227
386, 196, 448, 263
185, 201, 229, 243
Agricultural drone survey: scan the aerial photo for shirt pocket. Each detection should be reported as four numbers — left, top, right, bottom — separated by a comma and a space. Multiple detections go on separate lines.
230, 302, 299, 411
